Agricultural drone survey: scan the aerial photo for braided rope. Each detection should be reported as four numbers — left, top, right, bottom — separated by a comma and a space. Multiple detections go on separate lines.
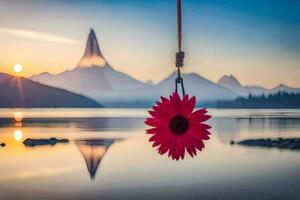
175, 0, 185, 96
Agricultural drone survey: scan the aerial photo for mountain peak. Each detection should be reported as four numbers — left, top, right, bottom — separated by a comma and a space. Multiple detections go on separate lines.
77, 29, 107, 68
276, 84, 288, 88
218, 74, 242, 87
273, 83, 295, 90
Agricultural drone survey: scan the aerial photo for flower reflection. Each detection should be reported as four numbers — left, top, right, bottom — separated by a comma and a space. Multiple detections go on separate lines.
14, 130, 23, 141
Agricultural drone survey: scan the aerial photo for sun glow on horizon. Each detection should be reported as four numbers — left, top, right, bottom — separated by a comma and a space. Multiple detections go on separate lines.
13, 64, 23, 73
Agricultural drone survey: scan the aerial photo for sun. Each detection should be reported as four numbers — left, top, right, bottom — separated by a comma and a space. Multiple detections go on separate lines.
13, 64, 23, 73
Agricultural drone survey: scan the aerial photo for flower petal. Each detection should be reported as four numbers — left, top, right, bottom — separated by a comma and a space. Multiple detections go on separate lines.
186, 134, 205, 151
190, 123, 212, 130
168, 135, 177, 158
158, 144, 168, 154
152, 140, 161, 147
190, 114, 211, 123
188, 129, 210, 140
145, 118, 168, 128
183, 134, 197, 157
172, 92, 182, 114
182, 96, 196, 116
188, 108, 207, 120
182, 95, 189, 106
176, 137, 185, 160
158, 133, 173, 155
160, 96, 169, 104
148, 110, 159, 118
146, 127, 168, 134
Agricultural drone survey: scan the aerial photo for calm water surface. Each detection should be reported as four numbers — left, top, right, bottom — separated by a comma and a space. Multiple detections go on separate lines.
0, 109, 299, 200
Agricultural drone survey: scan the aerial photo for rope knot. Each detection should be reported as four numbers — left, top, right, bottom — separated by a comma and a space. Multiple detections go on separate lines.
176, 51, 185, 68
176, 77, 183, 83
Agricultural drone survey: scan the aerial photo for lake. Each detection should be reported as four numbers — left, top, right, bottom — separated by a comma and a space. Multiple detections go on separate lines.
0, 108, 299, 200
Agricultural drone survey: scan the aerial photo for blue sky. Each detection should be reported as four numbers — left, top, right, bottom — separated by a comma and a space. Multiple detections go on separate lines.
0, 0, 299, 88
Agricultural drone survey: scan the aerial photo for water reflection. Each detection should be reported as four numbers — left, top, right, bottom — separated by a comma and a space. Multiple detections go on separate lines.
213, 118, 239, 143
14, 130, 23, 141
1, 114, 299, 147
13, 111, 23, 122
1, 117, 145, 131
75, 139, 115, 180
212, 117, 300, 143
12, 112, 24, 142
0, 109, 299, 199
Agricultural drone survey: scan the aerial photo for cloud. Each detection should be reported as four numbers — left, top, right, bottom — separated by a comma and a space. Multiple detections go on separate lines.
0, 27, 79, 45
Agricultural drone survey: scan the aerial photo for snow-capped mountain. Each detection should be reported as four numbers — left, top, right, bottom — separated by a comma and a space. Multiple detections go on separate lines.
77, 29, 107, 68
218, 75, 300, 97
217, 75, 247, 96
31, 29, 148, 99
154, 72, 237, 101
90, 71, 238, 106
31, 66, 148, 96
29, 29, 237, 105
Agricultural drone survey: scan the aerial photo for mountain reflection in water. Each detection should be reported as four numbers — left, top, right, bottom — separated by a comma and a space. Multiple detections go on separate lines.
75, 139, 115, 180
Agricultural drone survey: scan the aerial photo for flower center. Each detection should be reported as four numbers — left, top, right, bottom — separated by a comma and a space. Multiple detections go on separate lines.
169, 115, 189, 135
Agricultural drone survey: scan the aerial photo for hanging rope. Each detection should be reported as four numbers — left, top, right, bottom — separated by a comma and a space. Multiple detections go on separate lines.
175, 0, 185, 96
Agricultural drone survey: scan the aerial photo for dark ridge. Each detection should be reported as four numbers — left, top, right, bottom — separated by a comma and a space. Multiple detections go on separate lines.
0, 73, 102, 108
218, 92, 300, 108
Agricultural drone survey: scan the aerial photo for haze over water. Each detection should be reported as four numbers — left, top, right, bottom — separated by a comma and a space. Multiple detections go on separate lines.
0, 108, 299, 199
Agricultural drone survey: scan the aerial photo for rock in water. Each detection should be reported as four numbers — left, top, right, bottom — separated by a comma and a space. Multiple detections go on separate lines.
231, 138, 300, 150
23, 138, 69, 147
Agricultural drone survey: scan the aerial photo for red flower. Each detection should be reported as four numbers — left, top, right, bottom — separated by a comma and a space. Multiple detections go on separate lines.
145, 92, 211, 160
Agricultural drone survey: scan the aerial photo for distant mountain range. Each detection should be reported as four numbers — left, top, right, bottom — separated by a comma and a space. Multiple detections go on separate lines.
153, 72, 237, 101
30, 29, 238, 106
0, 73, 102, 108
218, 92, 300, 108
218, 75, 300, 97
29, 29, 300, 107
1, 29, 297, 108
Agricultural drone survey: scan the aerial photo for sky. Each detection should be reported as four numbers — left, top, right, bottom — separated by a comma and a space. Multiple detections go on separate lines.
0, 0, 299, 88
